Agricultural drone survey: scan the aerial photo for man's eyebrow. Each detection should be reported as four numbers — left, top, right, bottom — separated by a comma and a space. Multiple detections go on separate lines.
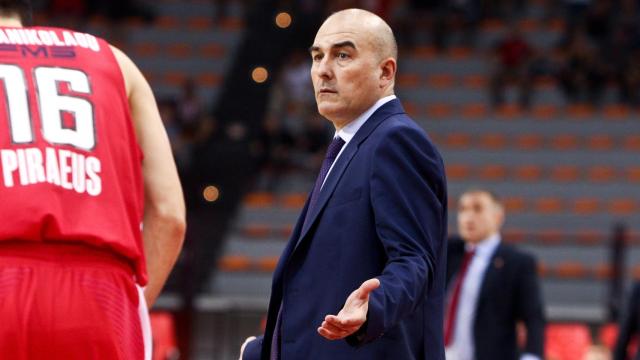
308, 41, 357, 54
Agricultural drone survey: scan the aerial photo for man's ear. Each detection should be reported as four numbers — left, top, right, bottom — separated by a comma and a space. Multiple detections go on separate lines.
379, 58, 396, 88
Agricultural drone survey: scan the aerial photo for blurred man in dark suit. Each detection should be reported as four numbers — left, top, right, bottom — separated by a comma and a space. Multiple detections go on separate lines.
614, 281, 640, 360
446, 189, 545, 360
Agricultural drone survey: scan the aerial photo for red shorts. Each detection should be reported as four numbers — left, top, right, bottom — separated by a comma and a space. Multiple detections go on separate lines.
0, 241, 150, 360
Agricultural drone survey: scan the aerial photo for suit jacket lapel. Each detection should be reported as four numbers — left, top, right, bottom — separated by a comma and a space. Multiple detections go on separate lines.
477, 244, 505, 306
294, 99, 405, 250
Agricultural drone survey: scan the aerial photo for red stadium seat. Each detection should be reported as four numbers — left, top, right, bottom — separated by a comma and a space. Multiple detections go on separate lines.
545, 323, 592, 360
150, 312, 180, 360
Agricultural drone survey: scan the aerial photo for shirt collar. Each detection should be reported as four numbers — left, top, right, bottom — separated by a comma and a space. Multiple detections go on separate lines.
465, 233, 501, 257
334, 95, 396, 143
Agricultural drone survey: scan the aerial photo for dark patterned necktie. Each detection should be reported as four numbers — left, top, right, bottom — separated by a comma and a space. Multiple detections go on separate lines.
270, 136, 346, 360
302, 136, 346, 229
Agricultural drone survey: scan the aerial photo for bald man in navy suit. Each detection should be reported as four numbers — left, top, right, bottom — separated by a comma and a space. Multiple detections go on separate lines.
240, 8, 448, 360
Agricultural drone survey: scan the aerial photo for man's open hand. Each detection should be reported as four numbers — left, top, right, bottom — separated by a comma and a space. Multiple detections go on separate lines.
317, 278, 380, 340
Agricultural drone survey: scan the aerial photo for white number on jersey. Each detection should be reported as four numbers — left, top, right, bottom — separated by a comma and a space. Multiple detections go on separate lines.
0, 65, 95, 150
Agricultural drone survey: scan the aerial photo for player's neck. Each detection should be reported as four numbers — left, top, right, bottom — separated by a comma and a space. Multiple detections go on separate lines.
0, 17, 22, 27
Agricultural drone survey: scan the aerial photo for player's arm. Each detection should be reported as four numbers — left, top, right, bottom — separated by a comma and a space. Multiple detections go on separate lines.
111, 45, 186, 307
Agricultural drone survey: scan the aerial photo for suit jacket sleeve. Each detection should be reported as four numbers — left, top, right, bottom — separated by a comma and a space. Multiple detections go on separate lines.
614, 283, 640, 360
241, 335, 263, 360
350, 125, 445, 345
516, 254, 546, 356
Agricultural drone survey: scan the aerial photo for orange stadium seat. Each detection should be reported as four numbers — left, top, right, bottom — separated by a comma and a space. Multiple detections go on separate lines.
244, 192, 275, 208
537, 261, 550, 278
586, 135, 614, 151
280, 193, 307, 209
279, 224, 294, 238
626, 166, 640, 183
187, 16, 214, 30
587, 166, 615, 183
444, 133, 472, 149
632, 265, 640, 280
554, 262, 588, 279
166, 43, 192, 59
538, 229, 564, 244
446, 46, 472, 60
549, 165, 580, 182
412, 45, 437, 59
218, 255, 252, 272
503, 228, 527, 243
425, 103, 454, 118
199, 43, 226, 59
397, 73, 421, 88
593, 263, 613, 280
197, 73, 223, 87
531, 104, 559, 120
446, 164, 471, 180
461, 74, 487, 89
460, 103, 489, 119
150, 312, 180, 360
133, 43, 160, 58
609, 199, 637, 215
478, 164, 507, 181
550, 134, 579, 150
502, 197, 527, 214
534, 197, 563, 214
156, 15, 180, 29
565, 104, 595, 119
478, 133, 507, 150
624, 135, 640, 151
546, 323, 592, 360
426, 74, 455, 88
495, 103, 523, 119
242, 224, 272, 238
164, 71, 188, 87
603, 103, 630, 120
402, 101, 420, 116
572, 198, 600, 215
514, 134, 544, 150
513, 165, 543, 182
575, 230, 603, 245
256, 256, 280, 272
480, 18, 506, 31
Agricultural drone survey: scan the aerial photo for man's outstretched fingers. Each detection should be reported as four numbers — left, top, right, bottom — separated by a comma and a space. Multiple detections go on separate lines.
357, 278, 381, 300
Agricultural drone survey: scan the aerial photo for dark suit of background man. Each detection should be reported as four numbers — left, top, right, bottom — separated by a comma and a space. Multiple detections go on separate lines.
614, 281, 640, 360
240, 8, 448, 360
445, 190, 545, 360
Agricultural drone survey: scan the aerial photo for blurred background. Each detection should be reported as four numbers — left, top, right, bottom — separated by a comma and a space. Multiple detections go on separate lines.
30, 0, 640, 358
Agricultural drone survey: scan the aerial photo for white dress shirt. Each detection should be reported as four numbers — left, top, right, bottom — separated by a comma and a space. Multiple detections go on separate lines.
321, 95, 396, 189
445, 234, 540, 360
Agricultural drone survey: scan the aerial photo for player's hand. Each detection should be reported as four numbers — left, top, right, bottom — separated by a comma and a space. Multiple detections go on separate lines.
238, 336, 256, 360
317, 278, 380, 340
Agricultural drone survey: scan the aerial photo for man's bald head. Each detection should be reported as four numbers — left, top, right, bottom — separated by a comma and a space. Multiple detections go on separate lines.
319, 9, 398, 62
309, 8, 398, 127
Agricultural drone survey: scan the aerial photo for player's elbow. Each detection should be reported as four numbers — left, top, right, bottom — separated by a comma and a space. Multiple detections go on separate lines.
148, 201, 186, 244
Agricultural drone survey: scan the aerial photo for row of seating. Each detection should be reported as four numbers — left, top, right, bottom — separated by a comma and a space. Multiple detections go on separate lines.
216, 254, 640, 281
403, 102, 637, 119
446, 164, 640, 184
431, 133, 640, 151
240, 192, 640, 215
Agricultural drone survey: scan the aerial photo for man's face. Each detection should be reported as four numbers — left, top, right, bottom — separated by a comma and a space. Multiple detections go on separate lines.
309, 17, 382, 127
457, 192, 504, 245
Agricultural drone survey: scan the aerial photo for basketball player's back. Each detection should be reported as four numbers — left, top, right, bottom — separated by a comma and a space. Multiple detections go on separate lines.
0, 2, 186, 359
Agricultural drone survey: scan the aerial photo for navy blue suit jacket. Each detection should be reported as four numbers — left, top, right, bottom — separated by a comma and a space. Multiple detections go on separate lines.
243, 99, 448, 360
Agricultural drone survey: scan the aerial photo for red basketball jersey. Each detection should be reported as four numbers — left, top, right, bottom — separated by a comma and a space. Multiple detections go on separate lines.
0, 26, 147, 285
